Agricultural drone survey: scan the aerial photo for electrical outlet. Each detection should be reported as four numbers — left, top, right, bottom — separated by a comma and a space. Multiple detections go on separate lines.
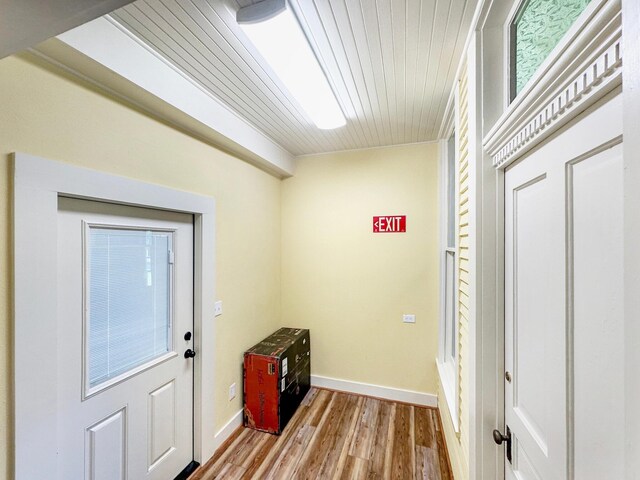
214, 300, 223, 317
403, 314, 416, 323
229, 383, 236, 401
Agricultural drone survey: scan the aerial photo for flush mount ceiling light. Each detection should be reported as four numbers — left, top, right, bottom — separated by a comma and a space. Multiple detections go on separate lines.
237, 0, 346, 130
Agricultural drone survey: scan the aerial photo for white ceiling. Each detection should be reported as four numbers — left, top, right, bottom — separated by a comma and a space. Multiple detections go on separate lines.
109, 0, 477, 156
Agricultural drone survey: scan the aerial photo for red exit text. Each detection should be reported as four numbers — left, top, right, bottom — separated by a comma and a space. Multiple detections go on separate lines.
373, 215, 406, 233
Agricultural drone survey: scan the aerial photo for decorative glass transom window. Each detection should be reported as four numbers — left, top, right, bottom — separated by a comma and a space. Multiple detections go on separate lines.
511, 0, 591, 98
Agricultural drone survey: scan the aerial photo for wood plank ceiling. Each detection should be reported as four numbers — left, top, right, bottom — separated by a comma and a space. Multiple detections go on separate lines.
109, 0, 476, 156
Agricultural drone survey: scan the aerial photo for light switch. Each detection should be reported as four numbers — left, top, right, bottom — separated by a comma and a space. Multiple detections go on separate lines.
403, 314, 416, 323
214, 300, 223, 317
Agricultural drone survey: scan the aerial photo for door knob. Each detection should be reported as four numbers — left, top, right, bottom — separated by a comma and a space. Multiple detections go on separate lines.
184, 349, 196, 359
492, 429, 509, 445
184, 331, 192, 341
493, 426, 512, 463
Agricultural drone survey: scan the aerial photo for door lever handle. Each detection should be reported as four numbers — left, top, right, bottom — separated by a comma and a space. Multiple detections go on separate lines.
184, 349, 196, 359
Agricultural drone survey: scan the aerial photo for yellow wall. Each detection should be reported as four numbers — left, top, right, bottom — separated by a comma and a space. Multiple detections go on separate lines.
0, 49, 447, 480
0, 54, 283, 480
281, 143, 440, 394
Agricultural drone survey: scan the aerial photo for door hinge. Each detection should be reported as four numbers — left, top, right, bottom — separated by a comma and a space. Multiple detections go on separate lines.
168, 250, 175, 264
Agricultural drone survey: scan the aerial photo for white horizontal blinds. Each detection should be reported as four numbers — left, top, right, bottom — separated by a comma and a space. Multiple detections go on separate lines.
88, 227, 173, 388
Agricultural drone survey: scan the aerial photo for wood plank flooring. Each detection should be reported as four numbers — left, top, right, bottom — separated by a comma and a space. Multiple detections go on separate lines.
192, 388, 453, 480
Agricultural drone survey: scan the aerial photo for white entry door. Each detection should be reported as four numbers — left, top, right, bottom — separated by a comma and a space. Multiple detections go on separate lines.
57, 197, 195, 480
502, 96, 624, 480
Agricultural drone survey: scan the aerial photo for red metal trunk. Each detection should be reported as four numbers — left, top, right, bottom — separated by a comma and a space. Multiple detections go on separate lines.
243, 328, 311, 435
243, 354, 279, 433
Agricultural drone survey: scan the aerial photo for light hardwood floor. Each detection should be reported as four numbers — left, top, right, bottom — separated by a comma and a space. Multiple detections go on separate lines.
192, 388, 453, 480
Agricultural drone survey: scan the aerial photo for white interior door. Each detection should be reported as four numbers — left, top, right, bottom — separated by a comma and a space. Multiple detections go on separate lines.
57, 197, 195, 480
503, 95, 624, 480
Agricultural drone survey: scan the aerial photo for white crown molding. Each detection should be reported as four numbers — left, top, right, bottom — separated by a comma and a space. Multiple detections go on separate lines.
483, 0, 622, 170
438, 0, 486, 141
0, 0, 135, 59
31, 17, 295, 178
438, 92, 457, 141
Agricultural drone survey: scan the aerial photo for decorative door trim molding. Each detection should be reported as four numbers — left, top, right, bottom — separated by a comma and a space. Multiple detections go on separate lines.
483, 0, 622, 170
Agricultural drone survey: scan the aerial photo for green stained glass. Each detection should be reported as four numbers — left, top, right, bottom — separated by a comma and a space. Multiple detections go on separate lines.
513, 0, 591, 96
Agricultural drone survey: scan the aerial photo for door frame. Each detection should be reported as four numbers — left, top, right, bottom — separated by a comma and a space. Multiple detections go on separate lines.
623, 2, 640, 478
470, 0, 625, 478
13, 153, 216, 480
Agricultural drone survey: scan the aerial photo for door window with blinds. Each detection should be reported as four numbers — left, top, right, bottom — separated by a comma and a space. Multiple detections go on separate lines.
84, 224, 175, 397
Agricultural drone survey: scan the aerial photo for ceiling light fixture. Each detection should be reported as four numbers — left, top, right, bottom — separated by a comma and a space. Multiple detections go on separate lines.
237, 0, 346, 130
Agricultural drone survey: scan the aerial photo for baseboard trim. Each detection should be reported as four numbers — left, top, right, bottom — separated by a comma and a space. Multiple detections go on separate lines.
212, 409, 243, 452
311, 375, 438, 408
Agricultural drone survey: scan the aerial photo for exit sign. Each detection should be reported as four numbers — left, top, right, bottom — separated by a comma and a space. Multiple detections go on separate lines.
373, 215, 406, 233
